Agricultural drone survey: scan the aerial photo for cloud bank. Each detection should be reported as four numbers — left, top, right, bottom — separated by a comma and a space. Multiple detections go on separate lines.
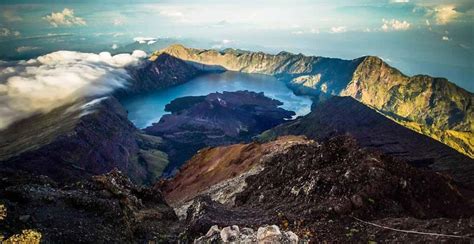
434, 5, 458, 25
0, 50, 146, 129
381, 19, 411, 31
330, 26, 347, 33
133, 37, 157, 44
0, 27, 20, 37
43, 8, 86, 27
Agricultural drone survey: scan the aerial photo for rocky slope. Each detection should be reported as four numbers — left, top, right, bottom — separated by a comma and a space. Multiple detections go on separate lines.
0, 97, 168, 185
259, 96, 474, 188
0, 169, 179, 243
161, 136, 310, 211
163, 136, 474, 242
160, 44, 473, 158
194, 225, 299, 243
144, 90, 295, 175
119, 52, 204, 95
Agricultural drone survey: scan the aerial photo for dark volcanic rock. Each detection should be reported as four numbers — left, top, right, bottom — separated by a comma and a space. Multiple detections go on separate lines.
0, 169, 179, 243
144, 90, 295, 175
237, 136, 472, 219
260, 96, 474, 188
0, 97, 168, 185
161, 136, 310, 206
178, 136, 474, 242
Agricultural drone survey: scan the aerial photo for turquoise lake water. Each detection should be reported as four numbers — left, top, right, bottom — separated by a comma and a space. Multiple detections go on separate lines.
120, 71, 313, 129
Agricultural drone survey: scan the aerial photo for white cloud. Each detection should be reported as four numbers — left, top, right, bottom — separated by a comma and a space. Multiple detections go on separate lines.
442, 36, 450, 41
390, 0, 409, 3
133, 37, 157, 45
381, 19, 410, 31
292, 28, 320, 35
211, 39, 235, 49
0, 27, 20, 37
111, 44, 119, 50
43, 8, 87, 27
113, 18, 124, 26
330, 26, 347, 33
159, 10, 184, 18
0, 50, 146, 129
16, 46, 40, 53
434, 5, 458, 25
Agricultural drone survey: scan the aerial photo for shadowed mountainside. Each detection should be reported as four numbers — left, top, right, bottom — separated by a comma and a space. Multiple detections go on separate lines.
0, 53, 204, 184
119, 52, 204, 95
0, 97, 167, 185
259, 96, 474, 188
159, 44, 473, 158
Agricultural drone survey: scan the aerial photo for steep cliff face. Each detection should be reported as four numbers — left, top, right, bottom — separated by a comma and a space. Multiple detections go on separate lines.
259, 96, 474, 188
159, 44, 362, 95
342, 56, 473, 157
160, 44, 473, 158
0, 97, 168, 184
118, 52, 204, 95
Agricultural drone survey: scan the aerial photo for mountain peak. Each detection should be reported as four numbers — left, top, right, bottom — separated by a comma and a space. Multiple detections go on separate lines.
161, 43, 193, 57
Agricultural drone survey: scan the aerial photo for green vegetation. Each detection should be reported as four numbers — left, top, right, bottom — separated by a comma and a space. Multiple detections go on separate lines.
344, 56, 473, 157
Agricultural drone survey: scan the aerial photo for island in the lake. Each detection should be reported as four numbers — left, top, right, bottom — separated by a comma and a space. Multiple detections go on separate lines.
144, 90, 295, 174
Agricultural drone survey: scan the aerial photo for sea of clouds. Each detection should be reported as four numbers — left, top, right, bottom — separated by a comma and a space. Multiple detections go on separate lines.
0, 50, 147, 130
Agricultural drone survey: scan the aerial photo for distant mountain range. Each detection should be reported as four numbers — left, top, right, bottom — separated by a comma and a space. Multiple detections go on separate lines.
160, 44, 473, 158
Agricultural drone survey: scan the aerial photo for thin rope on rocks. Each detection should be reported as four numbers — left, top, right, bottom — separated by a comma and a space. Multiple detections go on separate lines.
351, 216, 472, 240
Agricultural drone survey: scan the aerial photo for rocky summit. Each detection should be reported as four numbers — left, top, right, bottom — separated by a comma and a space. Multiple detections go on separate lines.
169, 136, 474, 243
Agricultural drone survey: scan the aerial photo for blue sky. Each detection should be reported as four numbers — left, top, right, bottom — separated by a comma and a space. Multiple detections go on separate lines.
0, 0, 473, 91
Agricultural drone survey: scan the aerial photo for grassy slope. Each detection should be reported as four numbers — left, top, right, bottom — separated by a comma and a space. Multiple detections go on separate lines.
342, 56, 473, 157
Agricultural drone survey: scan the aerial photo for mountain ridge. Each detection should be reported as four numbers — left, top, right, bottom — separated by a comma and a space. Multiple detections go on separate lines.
159, 44, 473, 158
